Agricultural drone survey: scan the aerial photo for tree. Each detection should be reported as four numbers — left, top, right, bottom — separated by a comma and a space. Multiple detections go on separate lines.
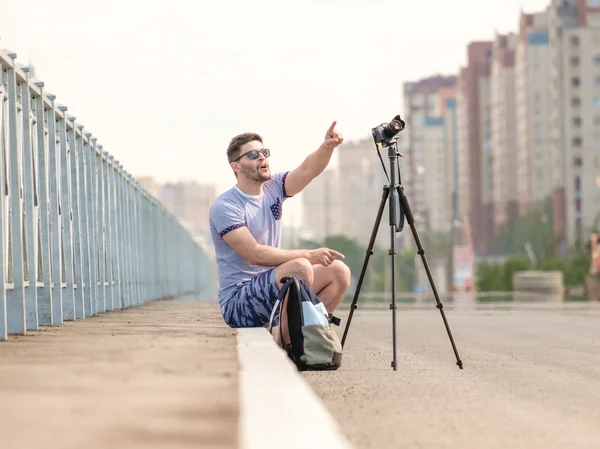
492, 196, 556, 259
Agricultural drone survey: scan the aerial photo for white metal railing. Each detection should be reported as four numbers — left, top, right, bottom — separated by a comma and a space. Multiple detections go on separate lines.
0, 49, 212, 340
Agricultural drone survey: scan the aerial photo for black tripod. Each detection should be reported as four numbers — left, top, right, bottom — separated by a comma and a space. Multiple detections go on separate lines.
340, 141, 463, 371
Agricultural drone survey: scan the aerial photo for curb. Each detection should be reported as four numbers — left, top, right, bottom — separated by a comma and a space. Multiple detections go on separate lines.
237, 328, 353, 449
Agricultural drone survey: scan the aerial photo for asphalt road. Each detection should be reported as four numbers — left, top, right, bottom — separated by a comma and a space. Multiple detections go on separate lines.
304, 302, 600, 449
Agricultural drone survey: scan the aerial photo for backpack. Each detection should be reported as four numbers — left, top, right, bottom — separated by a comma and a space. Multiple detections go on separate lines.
268, 276, 343, 371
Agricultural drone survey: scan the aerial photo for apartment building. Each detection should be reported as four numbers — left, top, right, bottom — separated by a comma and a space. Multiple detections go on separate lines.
491, 32, 519, 228
456, 42, 494, 256
402, 75, 457, 237
456, 67, 469, 241
420, 89, 459, 234
549, 0, 600, 246
515, 10, 552, 215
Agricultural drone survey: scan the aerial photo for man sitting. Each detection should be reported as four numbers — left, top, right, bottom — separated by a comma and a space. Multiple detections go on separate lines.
208, 122, 351, 327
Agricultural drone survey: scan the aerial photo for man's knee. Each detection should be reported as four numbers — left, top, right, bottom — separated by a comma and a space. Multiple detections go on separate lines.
332, 260, 351, 287
275, 257, 314, 287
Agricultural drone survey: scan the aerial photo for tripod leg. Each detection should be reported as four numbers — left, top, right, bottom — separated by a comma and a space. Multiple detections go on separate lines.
396, 185, 464, 369
341, 186, 389, 348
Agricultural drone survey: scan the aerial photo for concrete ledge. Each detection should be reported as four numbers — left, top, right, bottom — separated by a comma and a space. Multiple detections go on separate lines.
237, 328, 352, 449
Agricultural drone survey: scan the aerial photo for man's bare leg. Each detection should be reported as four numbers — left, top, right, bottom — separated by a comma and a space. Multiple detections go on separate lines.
270, 258, 350, 344
271, 258, 314, 346
311, 260, 352, 312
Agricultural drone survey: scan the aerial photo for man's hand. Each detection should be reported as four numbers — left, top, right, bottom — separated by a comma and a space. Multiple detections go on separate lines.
323, 121, 344, 151
307, 247, 345, 266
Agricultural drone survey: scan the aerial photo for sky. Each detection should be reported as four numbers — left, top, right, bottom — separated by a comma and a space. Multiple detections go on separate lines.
1, 0, 550, 205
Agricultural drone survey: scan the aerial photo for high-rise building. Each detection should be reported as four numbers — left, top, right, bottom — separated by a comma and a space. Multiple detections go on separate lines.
549, 0, 600, 247
515, 10, 552, 215
420, 88, 458, 234
456, 67, 470, 236
402, 75, 457, 236
456, 42, 494, 256
491, 32, 519, 228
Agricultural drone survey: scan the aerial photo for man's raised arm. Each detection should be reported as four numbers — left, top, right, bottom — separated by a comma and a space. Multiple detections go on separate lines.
284, 121, 344, 197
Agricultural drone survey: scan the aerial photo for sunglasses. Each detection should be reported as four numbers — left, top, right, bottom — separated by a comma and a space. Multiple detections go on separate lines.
233, 148, 270, 162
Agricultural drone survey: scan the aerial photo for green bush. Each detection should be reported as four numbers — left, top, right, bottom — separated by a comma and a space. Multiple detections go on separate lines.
475, 252, 589, 291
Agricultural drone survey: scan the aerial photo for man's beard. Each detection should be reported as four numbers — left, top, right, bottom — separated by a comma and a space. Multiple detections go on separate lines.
241, 165, 271, 183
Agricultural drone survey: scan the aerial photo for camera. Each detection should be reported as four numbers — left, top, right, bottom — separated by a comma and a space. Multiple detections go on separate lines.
372, 114, 405, 147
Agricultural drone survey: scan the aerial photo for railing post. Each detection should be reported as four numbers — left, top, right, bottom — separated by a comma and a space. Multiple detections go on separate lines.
19, 65, 39, 331
115, 162, 127, 308
123, 170, 136, 306
88, 136, 99, 315
5, 52, 27, 335
96, 144, 106, 313
57, 104, 75, 321
0, 86, 8, 340
77, 126, 92, 317
32, 81, 54, 326
107, 155, 122, 309
46, 94, 63, 326
68, 115, 84, 319
102, 151, 114, 310
131, 178, 142, 305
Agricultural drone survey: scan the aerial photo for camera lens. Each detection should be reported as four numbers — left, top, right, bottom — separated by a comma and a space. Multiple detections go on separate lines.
383, 115, 405, 139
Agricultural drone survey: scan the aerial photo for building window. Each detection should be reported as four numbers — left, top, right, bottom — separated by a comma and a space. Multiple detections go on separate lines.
594, 55, 600, 65
573, 137, 582, 146
573, 97, 581, 107
571, 57, 580, 67
570, 36, 580, 46
595, 116, 600, 125
574, 157, 583, 167
572, 77, 580, 87
573, 117, 582, 127
590, 0, 600, 7
595, 97, 600, 108
596, 76, 600, 86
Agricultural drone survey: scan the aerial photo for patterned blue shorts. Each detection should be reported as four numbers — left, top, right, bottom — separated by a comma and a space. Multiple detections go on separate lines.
220, 268, 280, 328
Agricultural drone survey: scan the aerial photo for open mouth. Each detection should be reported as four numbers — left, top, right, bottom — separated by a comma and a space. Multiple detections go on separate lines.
259, 163, 268, 170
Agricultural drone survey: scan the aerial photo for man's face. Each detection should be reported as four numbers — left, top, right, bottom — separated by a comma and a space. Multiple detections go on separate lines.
235, 140, 271, 183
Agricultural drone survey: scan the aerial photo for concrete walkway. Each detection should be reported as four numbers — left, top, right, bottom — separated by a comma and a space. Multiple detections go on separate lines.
0, 300, 239, 449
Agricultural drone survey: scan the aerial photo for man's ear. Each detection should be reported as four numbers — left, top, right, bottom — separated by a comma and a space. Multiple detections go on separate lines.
230, 161, 241, 174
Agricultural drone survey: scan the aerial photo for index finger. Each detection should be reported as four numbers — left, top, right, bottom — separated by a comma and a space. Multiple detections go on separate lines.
328, 249, 344, 259
327, 120, 337, 135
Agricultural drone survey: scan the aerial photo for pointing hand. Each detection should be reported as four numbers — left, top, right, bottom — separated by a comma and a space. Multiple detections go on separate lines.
323, 121, 344, 150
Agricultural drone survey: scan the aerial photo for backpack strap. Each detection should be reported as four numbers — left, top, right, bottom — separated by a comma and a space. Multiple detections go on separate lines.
278, 276, 306, 368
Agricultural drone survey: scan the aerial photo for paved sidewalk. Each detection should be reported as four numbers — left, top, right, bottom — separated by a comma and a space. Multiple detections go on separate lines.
0, 300, 238, 449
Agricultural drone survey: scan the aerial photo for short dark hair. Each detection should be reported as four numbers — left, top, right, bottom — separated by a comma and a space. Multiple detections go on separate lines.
227, 132, 263, 163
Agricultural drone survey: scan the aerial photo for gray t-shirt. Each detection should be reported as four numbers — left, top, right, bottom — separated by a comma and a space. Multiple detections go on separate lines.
209, 171, 290, 304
